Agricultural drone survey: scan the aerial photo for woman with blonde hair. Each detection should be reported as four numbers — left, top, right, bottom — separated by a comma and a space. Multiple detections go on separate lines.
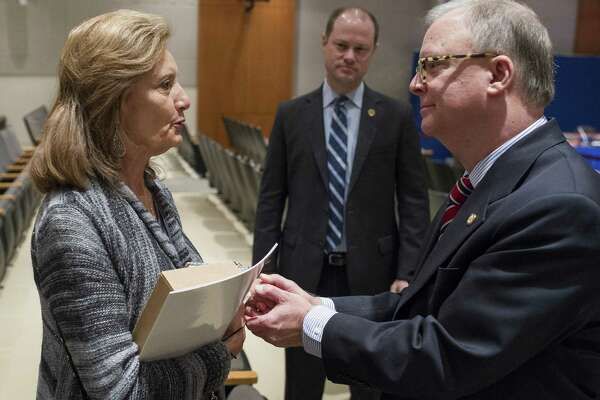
30, 10, 244, 399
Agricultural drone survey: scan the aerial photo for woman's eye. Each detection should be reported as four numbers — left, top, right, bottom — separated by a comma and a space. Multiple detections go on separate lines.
160, 80, 173, 90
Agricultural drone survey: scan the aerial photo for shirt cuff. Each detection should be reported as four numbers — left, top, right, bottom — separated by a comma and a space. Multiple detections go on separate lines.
320, 297, 335, 310
302, 305, 337, 358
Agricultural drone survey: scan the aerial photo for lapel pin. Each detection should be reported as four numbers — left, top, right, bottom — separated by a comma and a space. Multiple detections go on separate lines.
466, 213, 477, 225
368, 108, 376, 117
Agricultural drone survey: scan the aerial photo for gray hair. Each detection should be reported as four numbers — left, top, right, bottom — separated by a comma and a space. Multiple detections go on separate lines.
426, 0, 554, 108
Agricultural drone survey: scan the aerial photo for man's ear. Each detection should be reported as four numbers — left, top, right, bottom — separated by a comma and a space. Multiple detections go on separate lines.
372, 41, 379, 55
321, 32, 328, 47
487, 55, 514, 96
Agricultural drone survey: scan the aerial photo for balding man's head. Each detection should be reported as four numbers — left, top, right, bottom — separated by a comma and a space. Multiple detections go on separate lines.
324, 7, 379, 46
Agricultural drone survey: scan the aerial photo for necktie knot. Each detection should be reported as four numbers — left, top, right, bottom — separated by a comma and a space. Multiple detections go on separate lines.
335, 96, 349, 110
449, 175, 473, 206
439, 175, 473, 235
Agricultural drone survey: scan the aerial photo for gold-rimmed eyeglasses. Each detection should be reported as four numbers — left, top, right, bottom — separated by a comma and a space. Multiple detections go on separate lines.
415, 52, 499, 82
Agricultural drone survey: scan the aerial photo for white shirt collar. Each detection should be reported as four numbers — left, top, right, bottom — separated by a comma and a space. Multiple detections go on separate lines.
468, 116, 548, 187
322, 79, 364, 109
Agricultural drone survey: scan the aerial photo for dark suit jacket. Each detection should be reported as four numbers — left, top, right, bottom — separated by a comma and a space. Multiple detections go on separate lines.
321, 120, 600, 399
253, 85, 429, 295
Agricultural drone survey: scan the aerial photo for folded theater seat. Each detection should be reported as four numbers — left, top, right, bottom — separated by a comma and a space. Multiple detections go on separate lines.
0, 127, 35, 165
23, 105, 48, 146
0, 141, 37, 243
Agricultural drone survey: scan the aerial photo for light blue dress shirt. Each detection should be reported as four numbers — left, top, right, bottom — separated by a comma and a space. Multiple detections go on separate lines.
302, 116, 549, 358
323, 79, 364, 252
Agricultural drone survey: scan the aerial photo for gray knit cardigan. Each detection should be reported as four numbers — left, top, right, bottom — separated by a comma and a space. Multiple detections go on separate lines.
31, 177, 230, 399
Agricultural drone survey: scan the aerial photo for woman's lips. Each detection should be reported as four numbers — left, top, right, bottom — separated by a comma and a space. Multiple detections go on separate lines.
172, 118, 185, 128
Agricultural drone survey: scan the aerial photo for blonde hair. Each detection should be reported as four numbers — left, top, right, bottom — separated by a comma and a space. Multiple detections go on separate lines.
30, 9, 170, 193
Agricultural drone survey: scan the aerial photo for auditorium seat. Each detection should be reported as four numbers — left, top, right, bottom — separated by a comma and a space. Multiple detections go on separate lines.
197, 134, 218, 189
177, 124, 207, 176
0, 195, 20, 266
23, 105, 48, 145
428, 189, 448, 220
225, 350, 261, 399
196, 131, 263, 228
0, 144, 37, 238
0, 128, 34, 167
424, 157, 456, 193
0, 208, 8, 281
222, 117, 267, 166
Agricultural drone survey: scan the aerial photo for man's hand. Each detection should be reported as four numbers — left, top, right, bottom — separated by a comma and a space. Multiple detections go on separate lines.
390, 279, 409, 293
245, 274, 319, 317
244, 279, 315, 348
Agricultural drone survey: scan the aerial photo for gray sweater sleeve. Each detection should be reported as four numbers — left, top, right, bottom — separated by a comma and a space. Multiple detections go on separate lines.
33, 202, 230, 399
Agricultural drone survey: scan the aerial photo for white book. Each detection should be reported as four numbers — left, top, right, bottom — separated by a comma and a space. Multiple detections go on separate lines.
133, 243, 278, 361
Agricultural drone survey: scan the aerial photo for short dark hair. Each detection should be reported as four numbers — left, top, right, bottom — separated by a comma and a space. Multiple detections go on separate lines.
324, 7, 379, 45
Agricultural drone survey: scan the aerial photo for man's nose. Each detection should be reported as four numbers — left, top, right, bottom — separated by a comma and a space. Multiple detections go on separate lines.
409, 73, 425, 96
343, 49, 356, 63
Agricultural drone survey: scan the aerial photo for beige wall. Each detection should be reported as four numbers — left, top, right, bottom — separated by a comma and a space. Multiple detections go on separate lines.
294, 0, 578, 102
0, 0, 579, 144
0, 0, 198, 144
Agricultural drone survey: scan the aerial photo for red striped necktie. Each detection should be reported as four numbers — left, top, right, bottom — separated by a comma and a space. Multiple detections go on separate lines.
439, 175, 473, 235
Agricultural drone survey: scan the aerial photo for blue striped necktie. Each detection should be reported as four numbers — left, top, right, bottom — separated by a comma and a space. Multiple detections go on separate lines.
326, 96, 349, 251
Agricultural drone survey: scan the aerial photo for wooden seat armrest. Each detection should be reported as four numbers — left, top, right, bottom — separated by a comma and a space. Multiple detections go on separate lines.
225, 370, 258, 386
0, 172, 21, 180
0, 207, 5, 217
0, 194, 17, 201
0, 181, 22, 189
6, 165, 25, 173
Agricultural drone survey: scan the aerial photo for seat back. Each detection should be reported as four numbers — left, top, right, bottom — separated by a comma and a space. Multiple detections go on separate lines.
178, 124, 206, 176
23, 105, 49, 145
0, 215, 6, 281
424, 157, 457, 192
428, 189, 449, 220
0, 128, 25, 163
222, 116, 267, 165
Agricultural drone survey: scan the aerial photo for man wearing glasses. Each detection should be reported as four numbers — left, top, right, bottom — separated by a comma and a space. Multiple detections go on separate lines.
246, 0, 600, 399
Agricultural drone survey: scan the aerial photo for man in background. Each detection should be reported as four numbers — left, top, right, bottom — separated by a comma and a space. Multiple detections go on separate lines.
252, 6, 429, 400
247, 0, 600, 399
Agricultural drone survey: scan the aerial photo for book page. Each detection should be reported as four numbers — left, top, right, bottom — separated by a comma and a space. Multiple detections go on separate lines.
135, 243, 278, 361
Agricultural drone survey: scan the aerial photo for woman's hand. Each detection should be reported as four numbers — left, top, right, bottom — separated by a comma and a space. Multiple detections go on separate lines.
222, 304, 246, 357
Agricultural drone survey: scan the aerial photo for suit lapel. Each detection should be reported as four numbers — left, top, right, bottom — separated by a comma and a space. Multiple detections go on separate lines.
404, 189, 488, 304
348, 86, 379, 196
396, 119, 566, 312
306, 87, 328, 188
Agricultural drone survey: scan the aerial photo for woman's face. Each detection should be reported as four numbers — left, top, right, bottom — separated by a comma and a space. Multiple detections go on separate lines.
120, 50, 190, 159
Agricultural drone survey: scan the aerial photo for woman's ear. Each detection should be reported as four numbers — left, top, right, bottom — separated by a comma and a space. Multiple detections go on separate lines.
120, 89, 130, 114
487, 55, 514, 96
